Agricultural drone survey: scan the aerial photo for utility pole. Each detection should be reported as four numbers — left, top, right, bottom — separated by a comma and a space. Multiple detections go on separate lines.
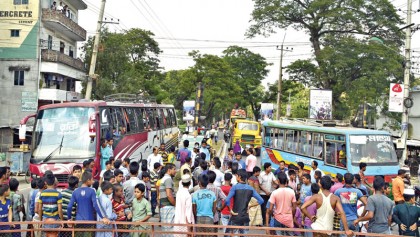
401, 0, 413, 165
275, 44, 293, 120
85, 0, 106, 100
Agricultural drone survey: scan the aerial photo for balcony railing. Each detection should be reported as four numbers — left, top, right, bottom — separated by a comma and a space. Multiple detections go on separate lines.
41, 49, 86, 72
42, 8, 87, 41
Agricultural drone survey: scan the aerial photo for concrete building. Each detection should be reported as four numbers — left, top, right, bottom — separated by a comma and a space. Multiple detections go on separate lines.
0, 0, 87, 152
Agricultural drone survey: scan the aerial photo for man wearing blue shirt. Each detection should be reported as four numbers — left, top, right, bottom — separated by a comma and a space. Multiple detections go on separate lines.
334, 173, 367, 234
178, 140, 191, 166
225, 169, 264, 235
67, 172, 110, 236
199, 141, 211, 162
233, 152, 246, 171
193, 174, 217, 235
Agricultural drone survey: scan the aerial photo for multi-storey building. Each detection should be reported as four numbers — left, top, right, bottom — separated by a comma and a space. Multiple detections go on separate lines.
0, 0, 87, 151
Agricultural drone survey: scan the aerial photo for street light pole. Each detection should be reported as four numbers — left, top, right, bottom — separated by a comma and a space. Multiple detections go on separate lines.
401, 0, 413, 164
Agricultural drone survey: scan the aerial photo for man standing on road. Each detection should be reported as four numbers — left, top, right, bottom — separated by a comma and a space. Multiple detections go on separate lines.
334, 173, 368, 234
178, 140, 191, 167
259, 162, 279, 225
267, 172, 297, 236
159, 163, 177, 236
392, 188, 420, 236
354, 176, 394, 234
392, 169, 406, 205
174, 174, 194, 236
310, 161, 324, 183
147, 147, 162, 171
301, 176, 353, 237
225, 170, 264, 236
193, 174, 217, 236
234, 152, 246, 171
245, 148, 257, 177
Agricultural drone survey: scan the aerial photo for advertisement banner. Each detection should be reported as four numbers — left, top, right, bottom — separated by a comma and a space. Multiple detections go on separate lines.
260, 103, 274, 120
183, 100, 195, 121
21, 91, 38, 112
309, 89, 332, 120
389, 83, 404, 113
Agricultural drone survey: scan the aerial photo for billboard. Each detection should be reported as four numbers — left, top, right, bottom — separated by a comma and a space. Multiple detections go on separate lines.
183, 100, 195, 121
260, 103, 274, 120
309, 89, 332, 120
389, 83, 404, 113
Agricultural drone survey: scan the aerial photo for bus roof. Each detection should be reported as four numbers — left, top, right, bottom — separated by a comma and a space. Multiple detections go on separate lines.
235, 119, 258, 124
262, 120, 391, 135
38, 101, 175, 111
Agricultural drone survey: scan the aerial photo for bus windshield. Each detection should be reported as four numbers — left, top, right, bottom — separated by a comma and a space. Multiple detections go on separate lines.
237, 122, 259, 131
349, 135, 397, 165
32, 107, 96, 162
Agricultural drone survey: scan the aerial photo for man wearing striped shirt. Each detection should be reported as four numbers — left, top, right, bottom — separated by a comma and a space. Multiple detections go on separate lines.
61, 176, 78, 220
39, 173, 64, 231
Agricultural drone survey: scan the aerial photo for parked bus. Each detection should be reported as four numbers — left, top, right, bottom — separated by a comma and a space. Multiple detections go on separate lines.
231, 119, 262, 154
261, 119, 399, 183
19, 97, 179, 187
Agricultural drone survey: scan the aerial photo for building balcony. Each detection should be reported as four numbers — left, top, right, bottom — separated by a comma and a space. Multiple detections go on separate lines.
41, 49, 86, 72
42, 9, 87, 41
39, 89, 82, 102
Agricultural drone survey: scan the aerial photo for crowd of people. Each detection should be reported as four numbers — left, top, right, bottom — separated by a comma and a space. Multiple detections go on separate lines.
0, 137, 420, 237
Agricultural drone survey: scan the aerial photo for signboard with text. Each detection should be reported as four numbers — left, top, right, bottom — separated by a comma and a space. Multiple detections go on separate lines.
183, 100, 195, 121
21, 91, 38, 112
309, 89, 332, 120
389, 83, 404, 113
260, 103, 274, 120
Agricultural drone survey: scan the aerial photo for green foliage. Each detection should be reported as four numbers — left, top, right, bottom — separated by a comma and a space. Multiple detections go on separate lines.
82, 28, 162, 100
222, 46, 271, 120
247, 0, 404, 119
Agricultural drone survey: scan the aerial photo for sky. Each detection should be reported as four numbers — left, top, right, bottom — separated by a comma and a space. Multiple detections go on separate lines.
78, 0, 420, 88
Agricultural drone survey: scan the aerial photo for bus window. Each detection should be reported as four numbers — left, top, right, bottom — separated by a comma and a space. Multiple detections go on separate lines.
264, 127, 271, 146
286, 130, 297, 153
109, 108, 126, 136
271, 128, 277, 148
125, 108, 138, 133
277, 129, 285, 150
134, 108, 145, 132
162, 109, 168, 128
300, 131, 312, 156
99, 107, 112, 140
312, 133, 323, 158
146, 108, 155, 130
325, 142, 338, 166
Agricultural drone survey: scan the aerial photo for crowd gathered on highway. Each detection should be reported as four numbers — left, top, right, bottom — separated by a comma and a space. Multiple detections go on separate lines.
0, 132, 419, 237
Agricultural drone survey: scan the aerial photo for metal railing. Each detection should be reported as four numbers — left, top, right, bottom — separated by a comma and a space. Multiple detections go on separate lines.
0, 221, 400, 237
41, 49, 86, 72
41, 9, 87, 41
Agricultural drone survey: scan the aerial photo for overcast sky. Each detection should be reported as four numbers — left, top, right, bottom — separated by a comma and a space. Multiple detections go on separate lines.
78, 0, 420, 87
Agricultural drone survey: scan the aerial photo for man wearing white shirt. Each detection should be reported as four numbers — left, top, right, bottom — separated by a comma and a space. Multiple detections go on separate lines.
119, 157, 130, 179
147, 146, 163, 171
212, 159, 224, 187
310, 160, 325, 183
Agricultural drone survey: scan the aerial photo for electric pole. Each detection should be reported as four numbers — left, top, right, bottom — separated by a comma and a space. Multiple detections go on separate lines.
401, 0, 413, 165
85, 0, 106, 100
275, 44, 293, 120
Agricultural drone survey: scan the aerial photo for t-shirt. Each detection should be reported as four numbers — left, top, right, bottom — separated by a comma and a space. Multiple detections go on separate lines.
68, 187, 104, 221
0, 199, 11, 223
259, 171, 277, 195
234, 159, 246, 171
303, 196, 317, 227
269, 187, 296, 228
245, 155, 257, 172
147, 154, 163, 171
178, 148, 191, 165
166, 153, 176, 164
10, 191, 22, 221
365, 194, 394, 233
132, 197, 152, 221
225, 183, 264, 224
39, 189, 62, 219
213, 169, 224, 188
159, 174, 174, 206
300, 184, 312, 203
192, 189, 216, 218
61, 188, 76, 220
221, 185, 233, 215
334, 187, 363, 221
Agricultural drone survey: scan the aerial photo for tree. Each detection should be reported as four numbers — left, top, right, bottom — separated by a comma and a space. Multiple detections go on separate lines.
222, 46, 271, 120
247, 0, 404, 119
82, 28, 162, 100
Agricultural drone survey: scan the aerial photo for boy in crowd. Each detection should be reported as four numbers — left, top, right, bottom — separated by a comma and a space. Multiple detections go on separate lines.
9, 178, 25, 236
67, 172, 110, 236
220, 173, 233, 233
120, 158, 130, 178
0, 184, 14, 232
300, 174, 312, 203
124, 162, 145, 205
100, 161, 113, 183
62, 176, 78, 221
150, 163, 161, 217
114, 169, 124, 185
96, 181, 117, 237
33, 178, 46, 237
193, 174, 217, 235
141, 172, 151, 200
39, 173, 63, 237
131, 183, 152, 237
112, 184, 132, 236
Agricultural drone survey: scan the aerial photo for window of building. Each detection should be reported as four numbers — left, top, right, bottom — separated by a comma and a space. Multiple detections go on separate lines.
14, 71, 24, 86
69, 46, 74, 57
11, 30, 20, 37
60, 41, 65, 53
47, 35, 53, 50
13, 0, 29, 5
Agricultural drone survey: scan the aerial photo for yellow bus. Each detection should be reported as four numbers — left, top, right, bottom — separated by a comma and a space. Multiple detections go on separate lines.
231, 119, 262, 154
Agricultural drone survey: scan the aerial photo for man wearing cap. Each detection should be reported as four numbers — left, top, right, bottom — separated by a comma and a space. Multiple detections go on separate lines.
392, 169, 407, 205
392, 188, 420, 236
174, 174, 194, 236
